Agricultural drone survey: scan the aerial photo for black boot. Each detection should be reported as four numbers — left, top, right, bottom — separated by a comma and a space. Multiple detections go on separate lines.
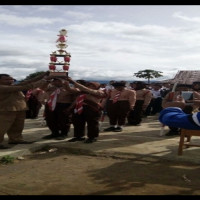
55, 134, 68, 140
42, 132, 60, 139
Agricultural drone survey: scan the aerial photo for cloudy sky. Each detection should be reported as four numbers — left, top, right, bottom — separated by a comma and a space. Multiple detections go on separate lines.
1, 5, 200, 81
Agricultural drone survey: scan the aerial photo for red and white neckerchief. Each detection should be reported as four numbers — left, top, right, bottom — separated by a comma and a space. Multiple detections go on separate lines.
112, 91, 121, 103
25, 89, 33, 101
74, 94, 86, 114
47, 88, 61, 111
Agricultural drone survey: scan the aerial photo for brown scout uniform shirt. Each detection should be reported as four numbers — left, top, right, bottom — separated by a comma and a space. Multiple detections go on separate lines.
41, 84, 78, 104
0, 80, 48, 111
135, 89, 152, 107
73, 82, 106, 106
109, 88, 136, 109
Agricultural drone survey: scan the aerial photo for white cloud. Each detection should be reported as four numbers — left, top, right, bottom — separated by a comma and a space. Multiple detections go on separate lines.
36, 6, 58, 12
0, 13, 64, 27
173, 11, 200, 23
63, 10, 93, 20
1, 6, 200, 81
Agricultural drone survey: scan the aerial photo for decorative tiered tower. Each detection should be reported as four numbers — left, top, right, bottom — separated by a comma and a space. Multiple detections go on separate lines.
49, 29, 71, 77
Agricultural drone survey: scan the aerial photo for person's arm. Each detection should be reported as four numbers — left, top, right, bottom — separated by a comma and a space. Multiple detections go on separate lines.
188, 91, 200, 105
129, 90, 136, 110
0, 78, 49, 93
63, 80, 81, 94
37, 91, 48, 105
162, 92, 186, 109
143, 90, 152, 111
17, 71, 49, 85
68, 77, 106, 97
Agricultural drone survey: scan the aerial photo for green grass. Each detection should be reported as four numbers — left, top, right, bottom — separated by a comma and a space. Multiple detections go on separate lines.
0, 155, 15, 164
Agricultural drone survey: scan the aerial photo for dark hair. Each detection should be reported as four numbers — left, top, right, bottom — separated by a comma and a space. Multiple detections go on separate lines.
192, 82, 200, 91
152, 83, 162, 88
52, 78, 62, 81
133, 81, 146, 90
112, 81, 126, 87
0, 74, 10, 79
192, 82, 200, 85
76, 80, 87, 86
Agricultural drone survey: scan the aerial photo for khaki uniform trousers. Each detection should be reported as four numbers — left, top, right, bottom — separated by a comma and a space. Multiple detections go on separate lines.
0, 111, 26, 143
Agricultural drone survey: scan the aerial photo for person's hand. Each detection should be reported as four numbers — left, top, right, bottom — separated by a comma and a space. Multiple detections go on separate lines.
64, 80, 69, 85
39, 71, 49, 78
45, 71, 50, 76
142, 105, 147, 111
185, 99, 193, 103
67, 77, 75, 84
176, 95, 185, 103
43, 75, 55, 81
130, 106, 134, 111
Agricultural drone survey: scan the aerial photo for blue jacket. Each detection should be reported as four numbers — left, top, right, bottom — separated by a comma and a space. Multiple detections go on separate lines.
159, 107, 200, 130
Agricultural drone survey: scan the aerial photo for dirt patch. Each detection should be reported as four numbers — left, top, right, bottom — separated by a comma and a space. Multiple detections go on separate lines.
0, 146, 200, 195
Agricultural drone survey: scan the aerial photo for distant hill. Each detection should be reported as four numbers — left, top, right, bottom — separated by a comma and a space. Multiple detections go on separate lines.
85, 80, 162, 84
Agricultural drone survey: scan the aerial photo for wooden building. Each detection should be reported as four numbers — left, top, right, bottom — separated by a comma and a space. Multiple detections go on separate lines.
165, 70, 200, 85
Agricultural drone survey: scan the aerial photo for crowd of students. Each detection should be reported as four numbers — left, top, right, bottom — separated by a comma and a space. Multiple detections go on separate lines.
24, 78, 200, 139
1, 71, 200, 149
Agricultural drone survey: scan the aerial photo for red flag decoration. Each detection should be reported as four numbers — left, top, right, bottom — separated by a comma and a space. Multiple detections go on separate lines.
112, 91, 121, 103
47, 88, 60, 111
74, 94, 86, 114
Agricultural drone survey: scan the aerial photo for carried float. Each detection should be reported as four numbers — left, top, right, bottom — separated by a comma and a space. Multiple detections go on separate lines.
49, 29, 71, 77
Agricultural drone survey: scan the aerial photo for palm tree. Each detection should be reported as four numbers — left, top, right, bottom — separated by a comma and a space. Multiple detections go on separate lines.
133, 69, 163, 84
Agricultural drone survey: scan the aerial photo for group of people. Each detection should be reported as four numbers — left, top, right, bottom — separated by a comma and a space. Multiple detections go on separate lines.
1, 71, 200, 149
159, 82, 200, 131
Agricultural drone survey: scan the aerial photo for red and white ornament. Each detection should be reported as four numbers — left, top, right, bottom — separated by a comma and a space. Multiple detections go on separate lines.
64, 56, 70, 62
50, 55, 57, 62
56, 35, 66, 43
63, 65, 69, 71
49, 64, 56, 71
48, 29, 71, 74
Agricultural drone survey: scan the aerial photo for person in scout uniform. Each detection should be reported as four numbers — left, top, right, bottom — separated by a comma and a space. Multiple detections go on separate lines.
66, 77, 107, 143
41, 77, 79, 140
103, 81, 136, 132
0, 72, 49, 149
127, 81, 152, 126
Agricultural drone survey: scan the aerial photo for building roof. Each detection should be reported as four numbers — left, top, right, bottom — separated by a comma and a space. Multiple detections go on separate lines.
168, 70, 200, 85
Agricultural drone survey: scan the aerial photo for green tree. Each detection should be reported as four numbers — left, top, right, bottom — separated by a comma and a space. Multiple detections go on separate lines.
133, 69, 163, 84
23, 71, 45, 81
